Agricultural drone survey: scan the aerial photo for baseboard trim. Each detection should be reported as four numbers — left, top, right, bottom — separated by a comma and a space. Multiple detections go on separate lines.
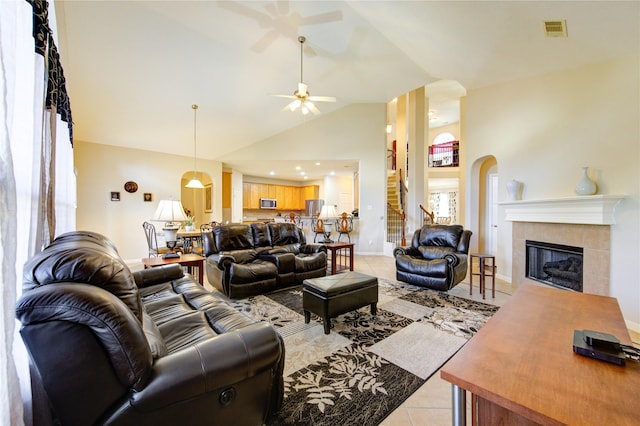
625, 319, 640, 334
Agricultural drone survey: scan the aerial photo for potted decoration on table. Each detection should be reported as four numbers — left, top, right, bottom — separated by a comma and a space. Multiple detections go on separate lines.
183, 209, 195, 231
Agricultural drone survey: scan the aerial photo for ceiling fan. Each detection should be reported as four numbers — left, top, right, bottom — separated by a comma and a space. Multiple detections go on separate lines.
218, 1, 343, 54
271, 36, 336, 115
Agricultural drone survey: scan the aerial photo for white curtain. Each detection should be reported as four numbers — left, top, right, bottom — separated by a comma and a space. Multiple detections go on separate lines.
0, 1, 75, 424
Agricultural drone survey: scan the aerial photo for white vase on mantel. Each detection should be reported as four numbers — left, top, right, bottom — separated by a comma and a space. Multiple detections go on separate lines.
574, 167, 597, 196
506, 179, 522, 201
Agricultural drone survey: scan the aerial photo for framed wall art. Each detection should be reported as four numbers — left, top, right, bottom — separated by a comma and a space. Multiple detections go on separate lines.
111, 192, 120, 201
205, 184, 212, 213
144, 193, 153, 202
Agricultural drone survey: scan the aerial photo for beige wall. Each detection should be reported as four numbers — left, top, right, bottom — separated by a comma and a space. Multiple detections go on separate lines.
465, 56, 640, 326
75, 141, 223, 260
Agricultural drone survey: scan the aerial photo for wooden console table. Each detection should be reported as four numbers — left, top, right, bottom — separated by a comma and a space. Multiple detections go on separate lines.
441, 284, 639, 425
323, 242, 354, 275
142, 253, 205, 285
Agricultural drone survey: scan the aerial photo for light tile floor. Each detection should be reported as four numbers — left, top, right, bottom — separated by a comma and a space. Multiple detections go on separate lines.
351, 254, 640, 426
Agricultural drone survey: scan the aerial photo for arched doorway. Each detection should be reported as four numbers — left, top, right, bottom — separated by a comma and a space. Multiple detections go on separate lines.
180, 171, 213, 228
470, 155, 497, 254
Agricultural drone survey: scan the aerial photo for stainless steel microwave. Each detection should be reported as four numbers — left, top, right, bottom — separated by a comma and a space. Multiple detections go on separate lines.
260, 198, 277, 209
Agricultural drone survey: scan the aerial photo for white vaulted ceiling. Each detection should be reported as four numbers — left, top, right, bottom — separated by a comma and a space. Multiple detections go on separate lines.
55, 1, 639, 180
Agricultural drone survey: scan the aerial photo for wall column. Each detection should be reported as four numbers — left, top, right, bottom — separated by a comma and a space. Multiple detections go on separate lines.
406, 87, 427, 233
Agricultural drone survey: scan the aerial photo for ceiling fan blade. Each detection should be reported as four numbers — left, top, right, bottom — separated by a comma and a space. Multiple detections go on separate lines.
307, 95, 336, 102
251, 30, 280, 53
299, 10, 343, 26
218, 2, 271, 27
303, 44, 317, 57
270, 94, 298, 99
276, 0, 290, 16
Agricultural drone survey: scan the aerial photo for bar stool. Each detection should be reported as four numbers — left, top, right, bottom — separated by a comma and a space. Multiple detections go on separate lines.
469, 253, 496, 299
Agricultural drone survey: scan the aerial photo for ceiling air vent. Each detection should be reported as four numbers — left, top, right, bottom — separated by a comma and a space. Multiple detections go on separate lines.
544, 20, 568, 37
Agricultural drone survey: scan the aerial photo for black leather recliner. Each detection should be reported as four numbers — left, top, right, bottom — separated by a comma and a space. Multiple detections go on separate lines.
394, 224, 472, 291
16, 231, 284, 426
203, 222, 327, 299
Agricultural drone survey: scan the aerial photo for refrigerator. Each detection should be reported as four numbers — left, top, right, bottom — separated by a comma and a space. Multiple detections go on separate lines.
305, 199, 324, 217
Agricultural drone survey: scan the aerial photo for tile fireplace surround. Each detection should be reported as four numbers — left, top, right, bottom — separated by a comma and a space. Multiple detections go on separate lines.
501, 195, 624, 296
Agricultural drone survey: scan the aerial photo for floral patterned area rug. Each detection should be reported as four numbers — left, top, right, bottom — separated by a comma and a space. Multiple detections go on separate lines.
226, 277, 499, 426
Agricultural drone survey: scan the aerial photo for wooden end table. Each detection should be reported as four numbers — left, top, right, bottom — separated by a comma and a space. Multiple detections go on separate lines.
440, 284, 639, 425
142, 253, 205, 285
322, 242, 354, 275
469, 253, 496, 299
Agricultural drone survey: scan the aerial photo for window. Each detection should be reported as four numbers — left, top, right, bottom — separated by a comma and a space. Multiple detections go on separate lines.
429, 133, 458, 167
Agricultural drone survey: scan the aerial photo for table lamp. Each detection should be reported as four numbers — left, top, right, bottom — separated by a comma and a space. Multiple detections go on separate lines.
152, 199, 188, 258
318, 205, 339, 243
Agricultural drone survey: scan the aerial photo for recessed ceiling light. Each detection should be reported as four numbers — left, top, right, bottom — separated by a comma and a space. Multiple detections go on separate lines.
269, 171, 275, 176
330, 171, 335, 175
300, 171, 305, 176
304, 176, 308, 180
315, 162, 321, 166
295, 166, 301, 171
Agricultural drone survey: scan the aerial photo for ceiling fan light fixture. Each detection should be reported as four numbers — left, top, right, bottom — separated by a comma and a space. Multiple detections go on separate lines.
289, 99, 301, 111
271, 35, 336, 115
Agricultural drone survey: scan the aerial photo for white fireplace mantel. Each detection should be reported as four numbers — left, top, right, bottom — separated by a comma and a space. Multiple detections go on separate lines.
499, 195, 624, 225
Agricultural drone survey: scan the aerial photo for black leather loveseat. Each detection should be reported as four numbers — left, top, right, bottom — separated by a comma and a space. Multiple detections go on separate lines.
394, 224, 472, 291
15, 231, 284, 426
203, 222, 327, 298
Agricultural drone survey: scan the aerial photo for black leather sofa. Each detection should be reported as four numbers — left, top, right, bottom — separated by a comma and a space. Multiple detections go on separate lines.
15, 231, 284, 426
203, 222, 327, 298
394, 224, 472, 291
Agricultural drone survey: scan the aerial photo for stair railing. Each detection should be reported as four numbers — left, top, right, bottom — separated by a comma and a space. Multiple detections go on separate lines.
397, 169, 408, 212
419, 203, 435, 225
386, 203, 406, 246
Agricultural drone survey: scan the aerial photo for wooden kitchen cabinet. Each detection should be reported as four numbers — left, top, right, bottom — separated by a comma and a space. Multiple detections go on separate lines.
242, 182, 319, 210
301, 185, 319, 207
275, 185, 285, 207
282, 186, 294, 210
268, 184, 277, 199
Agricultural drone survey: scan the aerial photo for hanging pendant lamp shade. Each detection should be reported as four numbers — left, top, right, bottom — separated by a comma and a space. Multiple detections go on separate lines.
185, 104, 205, 189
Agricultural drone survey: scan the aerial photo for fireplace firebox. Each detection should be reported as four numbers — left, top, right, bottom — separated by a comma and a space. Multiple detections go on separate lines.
525, 240, 583, 292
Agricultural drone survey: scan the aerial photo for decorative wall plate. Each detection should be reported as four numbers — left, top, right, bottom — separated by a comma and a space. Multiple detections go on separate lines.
124, 181, 138, 193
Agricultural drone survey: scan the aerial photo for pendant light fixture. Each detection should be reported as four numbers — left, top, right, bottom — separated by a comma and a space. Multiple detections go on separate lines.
185, 104, 205, 189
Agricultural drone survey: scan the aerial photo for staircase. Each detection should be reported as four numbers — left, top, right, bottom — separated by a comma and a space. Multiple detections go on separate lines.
387, 171, 401, 211
386, 171, 405, 246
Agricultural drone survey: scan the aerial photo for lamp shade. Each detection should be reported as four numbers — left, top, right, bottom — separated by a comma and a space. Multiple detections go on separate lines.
152, 200, 188, 225
319, 205, 338, 220
185, 178, 205, 189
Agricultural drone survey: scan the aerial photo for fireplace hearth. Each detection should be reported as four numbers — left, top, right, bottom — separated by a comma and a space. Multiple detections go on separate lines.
526, 240, 583, 292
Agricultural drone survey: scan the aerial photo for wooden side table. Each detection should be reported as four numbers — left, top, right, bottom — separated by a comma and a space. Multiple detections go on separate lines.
142, 253, 205, 285
322, 242, 354, 275
469, 253, 495, 299
441, 285, 639, 426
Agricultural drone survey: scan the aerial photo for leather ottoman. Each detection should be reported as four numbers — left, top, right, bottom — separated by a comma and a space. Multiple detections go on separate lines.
303, 271, 378, 334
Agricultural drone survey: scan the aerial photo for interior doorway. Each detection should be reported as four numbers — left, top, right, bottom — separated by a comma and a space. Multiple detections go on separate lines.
180, 171, 213, 228
488, 173, 499, 255
476, 156, 497, 254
